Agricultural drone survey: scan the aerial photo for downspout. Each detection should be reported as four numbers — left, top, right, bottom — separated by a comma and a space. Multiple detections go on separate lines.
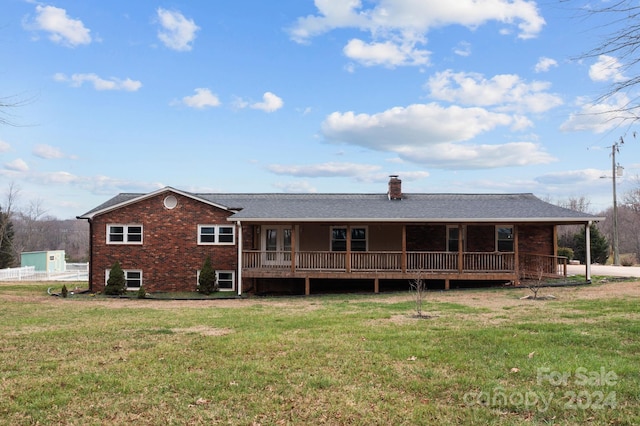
585, 221, 592, 283
76, 216, 93, 292
237, 221, 243, 297
88, 219, 93, 291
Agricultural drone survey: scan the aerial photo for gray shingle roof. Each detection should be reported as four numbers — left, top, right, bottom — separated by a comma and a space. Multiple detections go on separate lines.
78, 188, 603, 224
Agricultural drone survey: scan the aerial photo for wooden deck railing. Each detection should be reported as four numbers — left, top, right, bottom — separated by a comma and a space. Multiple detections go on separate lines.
519, 253, 568, 278
406, 252, 458, 271
241, 251, 563, 275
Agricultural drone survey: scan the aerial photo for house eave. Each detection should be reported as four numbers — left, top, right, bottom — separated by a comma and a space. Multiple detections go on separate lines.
78, 186, 235, 219
227, 217, 604, 224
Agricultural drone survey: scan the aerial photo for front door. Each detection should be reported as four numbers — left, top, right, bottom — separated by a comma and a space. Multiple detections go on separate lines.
263, 226, 292, 265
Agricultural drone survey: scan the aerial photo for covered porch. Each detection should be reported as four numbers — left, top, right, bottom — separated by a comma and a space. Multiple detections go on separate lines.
237, 221, 570, 295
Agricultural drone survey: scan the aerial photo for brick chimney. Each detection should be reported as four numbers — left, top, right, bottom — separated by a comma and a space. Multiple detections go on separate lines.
388, 175, 402, 200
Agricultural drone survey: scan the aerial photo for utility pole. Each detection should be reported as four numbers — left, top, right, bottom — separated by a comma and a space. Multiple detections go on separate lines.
610, 141, 622, 266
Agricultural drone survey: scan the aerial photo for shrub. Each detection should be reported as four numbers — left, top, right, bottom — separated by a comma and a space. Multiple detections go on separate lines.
137, 285, 147, 299
620, 254, 636, 266
105, 261, 126, 295
558, 247, 574, 261
61, 284, 68, 298
198, 256, 218, 295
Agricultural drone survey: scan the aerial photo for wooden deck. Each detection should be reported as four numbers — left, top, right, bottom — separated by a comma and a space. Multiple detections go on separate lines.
242, 251, 567, 293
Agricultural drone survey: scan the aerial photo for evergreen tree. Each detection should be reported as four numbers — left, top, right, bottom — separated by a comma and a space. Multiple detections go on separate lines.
573, 224, 610, 264
0, 212, 14, 268
105, 261, 126, 295
198, 256, 218, 295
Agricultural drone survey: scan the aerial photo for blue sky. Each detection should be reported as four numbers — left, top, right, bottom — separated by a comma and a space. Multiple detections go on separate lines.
1, 0, 639, 219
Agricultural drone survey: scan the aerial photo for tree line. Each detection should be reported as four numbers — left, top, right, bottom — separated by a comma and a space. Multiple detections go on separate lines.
0, 188, 636, 270
0, 184, 88, 268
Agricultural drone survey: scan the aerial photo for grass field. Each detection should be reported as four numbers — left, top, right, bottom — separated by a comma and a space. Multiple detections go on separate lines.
0, 280, 638, 425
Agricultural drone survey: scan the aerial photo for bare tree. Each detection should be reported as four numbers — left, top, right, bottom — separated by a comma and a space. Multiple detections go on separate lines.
409, 275, 428, 318
555, 196, 593, 249
518, 256, 550, 300
0, 94, 33, 127
569, 1, 640, 121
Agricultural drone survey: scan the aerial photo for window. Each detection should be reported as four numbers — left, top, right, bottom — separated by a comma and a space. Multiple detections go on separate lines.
196, 270, 235, 291
447, 226, 465, 252
497, 226, 514, 252
217, 271, 235, 291
124, 270, 142, 290
198, 225, 235, 245
331, 227, 367, 252
105, 269, 142, 290
107, 224, 143, 244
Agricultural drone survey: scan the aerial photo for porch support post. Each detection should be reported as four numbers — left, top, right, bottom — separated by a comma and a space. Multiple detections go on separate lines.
457, 224, 463, 274
513, 224, 519, 285
237, 221, 243, 296
445, 278, 450, 290
305, 276, 310, 296
346, 224, 352, 273
553, 225, 559, 272
401, 225, 407, 273
291, 224, 296, 274
585, 221, 592, 282
374, 277, 379, 293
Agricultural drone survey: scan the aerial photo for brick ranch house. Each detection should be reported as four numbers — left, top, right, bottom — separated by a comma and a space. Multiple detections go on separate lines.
77, 176, 603, 295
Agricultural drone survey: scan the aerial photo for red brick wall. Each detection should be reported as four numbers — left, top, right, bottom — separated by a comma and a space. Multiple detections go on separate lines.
89, 191, 237, 292
518, 224, 555, 255
467, 225, 495, 252
406, 225, 446, 251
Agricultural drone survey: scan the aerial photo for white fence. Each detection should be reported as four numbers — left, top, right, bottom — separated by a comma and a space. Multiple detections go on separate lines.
0, 263, 89, 281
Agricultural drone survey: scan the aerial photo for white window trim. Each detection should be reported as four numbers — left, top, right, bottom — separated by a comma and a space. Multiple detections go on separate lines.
104, 269, 143, 291
107, 224, 143, 245
197, 224, 235, 245
196, 269, 236, 291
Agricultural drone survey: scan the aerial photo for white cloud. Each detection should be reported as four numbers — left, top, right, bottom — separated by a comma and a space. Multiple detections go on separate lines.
534, 57, 557, 73
535, 169, 606, 185
589, 55, 626, 82
321, 103, 554, 169
26, 5, 92, 47
343, 38, 430, 67
268, 162, 430, 183
54, 73, 142, 91
179, 88, 221, 109
398, 141, 554, 169
156, 8, 199, 51
289, 0, 545, 67
43, 171, 78, 184
0, 140, 11, 153
5, 158, 29, 172
33, 144, 65, 159
250, 92, 284, 112
272, 181, 318, 193
399, 170, 430, 180
231, 96, 249, 110
453, 41, 471, 57
268, 162, 382, 177
426, 70, 563, 114
323, 103, 512, 147
560, 94, 634, 133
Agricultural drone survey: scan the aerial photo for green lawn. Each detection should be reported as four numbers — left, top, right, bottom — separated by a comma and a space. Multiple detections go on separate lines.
0, 282, 638, 425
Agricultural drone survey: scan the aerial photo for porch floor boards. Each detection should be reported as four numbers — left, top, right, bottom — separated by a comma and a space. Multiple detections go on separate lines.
242, 270, 518, 281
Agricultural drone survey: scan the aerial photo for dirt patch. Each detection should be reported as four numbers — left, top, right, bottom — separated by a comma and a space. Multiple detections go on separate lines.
2, 280, 639, 311
170, 326, 233, 336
